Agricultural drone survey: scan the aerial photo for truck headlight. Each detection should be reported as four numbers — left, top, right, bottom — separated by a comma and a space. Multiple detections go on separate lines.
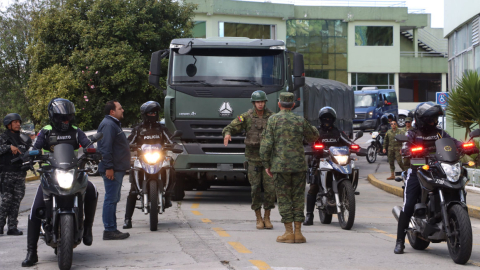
334, 155, 349, 165
440, 162, 462, 183
56, 169, 75, 189
144, 152, 161, 164
368, 111, 373, 118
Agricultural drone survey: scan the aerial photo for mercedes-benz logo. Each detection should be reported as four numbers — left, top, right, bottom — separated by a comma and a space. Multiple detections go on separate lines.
219, 102, 233, 117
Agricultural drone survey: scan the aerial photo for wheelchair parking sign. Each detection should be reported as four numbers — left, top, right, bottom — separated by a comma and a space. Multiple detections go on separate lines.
436, 92, 448, 107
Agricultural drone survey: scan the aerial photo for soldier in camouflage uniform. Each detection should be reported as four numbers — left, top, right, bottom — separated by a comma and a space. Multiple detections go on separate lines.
402, 117, 413, 167
260, 92, 319, 243
383, 120, 406, 180
0, 113, 29, 236
223, 90, 275, 230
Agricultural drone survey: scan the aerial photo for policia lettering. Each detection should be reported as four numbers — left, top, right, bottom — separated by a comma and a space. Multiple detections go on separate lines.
223, 90, 275, 230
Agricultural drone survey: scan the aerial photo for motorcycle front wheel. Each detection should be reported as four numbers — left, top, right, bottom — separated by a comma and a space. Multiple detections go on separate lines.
58, 214, 74, 270
149, 181, 159, 231
366, 145, 377, 163
337, 180, 356, 230
447, 204, 472, 264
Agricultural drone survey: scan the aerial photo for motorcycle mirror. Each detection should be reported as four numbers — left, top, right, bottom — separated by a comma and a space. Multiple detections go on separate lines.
89, 132, 104, 142
395, 134, 408, 142
469, 129, 480, 139
170, 130, 183, 139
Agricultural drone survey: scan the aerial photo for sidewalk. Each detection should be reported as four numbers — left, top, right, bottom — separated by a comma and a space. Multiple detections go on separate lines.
368, 172, 480, 220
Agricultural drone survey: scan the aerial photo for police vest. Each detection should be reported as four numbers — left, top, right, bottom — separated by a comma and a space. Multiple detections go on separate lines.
136, 124, 165, 145
0, 131, 29, 170
378, 124, 389, 135
244, 110, 268, 147
42, 125, 79, 153
318, 128, 344, 147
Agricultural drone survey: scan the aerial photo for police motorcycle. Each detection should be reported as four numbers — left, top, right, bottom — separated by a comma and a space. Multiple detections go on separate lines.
307, 131, 366, 230
14, 133, 103, 270
365, 131, 388, 163
392, 129, 480, 264
129, 130, 183, 231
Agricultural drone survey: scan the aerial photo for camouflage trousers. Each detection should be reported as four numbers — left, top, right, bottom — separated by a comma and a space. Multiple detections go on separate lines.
388, 147, 405, 173
0, 171, 26, 230
247, 161, 275, 211
273, 172, 306, 223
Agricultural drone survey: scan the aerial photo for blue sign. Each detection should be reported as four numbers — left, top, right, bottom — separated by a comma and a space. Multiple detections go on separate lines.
436, 92, 448, 107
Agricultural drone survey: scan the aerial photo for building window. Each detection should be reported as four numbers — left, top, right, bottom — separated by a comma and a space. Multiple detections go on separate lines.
399, 73, 441, 102
192, 21, 206, 38
286, 19, 348, 84
351, 73, 394, 90
218, 22, 275, 39
355, 26, 393, 46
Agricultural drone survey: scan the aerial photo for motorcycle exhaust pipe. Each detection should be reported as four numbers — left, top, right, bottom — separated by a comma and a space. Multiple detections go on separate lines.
392, 205, 402, 221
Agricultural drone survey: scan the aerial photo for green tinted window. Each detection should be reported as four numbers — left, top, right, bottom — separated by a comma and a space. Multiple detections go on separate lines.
355, 26, 393, 46
223, 23, 271, 39
192, 21, 206, 38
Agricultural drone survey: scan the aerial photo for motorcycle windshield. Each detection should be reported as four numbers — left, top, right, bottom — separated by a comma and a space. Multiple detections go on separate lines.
51, 144, 77, 170
434, 138, 459, 163
329, 146, 349, 155
141, 144, 163, 153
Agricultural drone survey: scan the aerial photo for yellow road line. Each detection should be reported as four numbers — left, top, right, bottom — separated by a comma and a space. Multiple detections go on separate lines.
191, 203, 199, 209
228, 242, 252, 254
213, 227, 230, 237
201, 218, 212, 223
249, 260, 271, 270
191, 210, 202, 216
469, 260, 480, 267
369, 228, 409, 244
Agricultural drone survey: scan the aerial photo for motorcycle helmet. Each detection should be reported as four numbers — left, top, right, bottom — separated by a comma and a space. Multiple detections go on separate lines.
140, 101, 161, 124
380, 115, 388, 125
48, 98, 75, 132
318, 106, 337, 129
387, 113, 396, 122
414, 102, 443, 133
3, 113, 22, 129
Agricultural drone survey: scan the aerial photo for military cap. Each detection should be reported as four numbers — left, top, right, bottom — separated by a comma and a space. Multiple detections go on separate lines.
279, 92, 294, 103
405, 117, 412, 122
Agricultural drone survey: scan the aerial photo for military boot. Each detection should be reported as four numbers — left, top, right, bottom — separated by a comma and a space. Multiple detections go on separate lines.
387, 172, 395, 180
255, 209, 264, 229
276, 222, 295, 243
22, 219, 39, 267
394, 211, 409, 254
303, 193, 315, 226
294, 222, 306, 243
263, 209, 273, 229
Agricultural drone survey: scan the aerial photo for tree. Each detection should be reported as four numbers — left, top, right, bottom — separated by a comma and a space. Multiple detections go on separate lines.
447, 70, 480, 139
27, 0, 196, 130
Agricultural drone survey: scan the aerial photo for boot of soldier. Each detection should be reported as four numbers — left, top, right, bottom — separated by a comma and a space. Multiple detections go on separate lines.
276, 222, 295, 243
22, 219, 39, 267
263, 209, 273, 229
387, 172, 395, 180
255, 209, 264, 229
303, 194, 315, 226
294, 222, 307, 243
394, 211, 409, 254
83, 193, 98, 246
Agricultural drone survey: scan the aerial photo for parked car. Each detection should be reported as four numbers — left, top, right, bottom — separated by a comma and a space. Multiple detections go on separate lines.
79, 128, 133, 176
353, 88, 398, 130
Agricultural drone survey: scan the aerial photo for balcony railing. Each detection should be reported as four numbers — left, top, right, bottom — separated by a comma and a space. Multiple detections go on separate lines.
238, 0, 407, 8
400, 51, 448, 58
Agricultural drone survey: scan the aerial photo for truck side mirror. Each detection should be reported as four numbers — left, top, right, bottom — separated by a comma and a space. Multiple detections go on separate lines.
293, 53, 305, 90
148, 50, 169, 89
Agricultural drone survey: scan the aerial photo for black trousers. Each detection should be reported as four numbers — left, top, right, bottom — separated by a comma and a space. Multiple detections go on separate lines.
402, 168, 421, 219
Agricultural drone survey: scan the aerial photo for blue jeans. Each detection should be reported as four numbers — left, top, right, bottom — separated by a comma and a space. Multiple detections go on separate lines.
101, 171, 126, 231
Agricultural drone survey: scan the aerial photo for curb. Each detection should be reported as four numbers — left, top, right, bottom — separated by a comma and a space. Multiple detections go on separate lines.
26, 175, 39, 182
367, 174, 480, 220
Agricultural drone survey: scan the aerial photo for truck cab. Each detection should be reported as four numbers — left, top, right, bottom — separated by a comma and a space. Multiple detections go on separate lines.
353, 88, 398, 130
148, 38, 305, 199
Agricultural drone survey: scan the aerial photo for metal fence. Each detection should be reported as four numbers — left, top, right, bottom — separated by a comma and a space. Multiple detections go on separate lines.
466, 168, 480, 187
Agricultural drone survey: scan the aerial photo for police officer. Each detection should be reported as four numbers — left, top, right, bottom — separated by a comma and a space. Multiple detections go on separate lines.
383, 120, 406, 180
123, 101, 176, 229
394, 102, 463, 254
304, 107, 351, 226
223, 90, 275, 230
260, 92, 319, 243
22, 98, 98, 267
0, 113, 29, 235
387, 113, 396, 123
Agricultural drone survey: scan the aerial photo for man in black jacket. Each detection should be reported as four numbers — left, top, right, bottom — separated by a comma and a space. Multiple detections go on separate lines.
97, 100, 131, 240
0, 113, 28, 236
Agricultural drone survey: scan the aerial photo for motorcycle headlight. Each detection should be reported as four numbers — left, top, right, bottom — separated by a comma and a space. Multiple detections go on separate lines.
440, 162, 462, 183
144, 152, 161, 164
55, 169, 75, 189
334, 155, 349, 165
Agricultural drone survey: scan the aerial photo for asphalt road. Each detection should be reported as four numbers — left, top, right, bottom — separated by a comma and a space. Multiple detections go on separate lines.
2, 134, 480, 269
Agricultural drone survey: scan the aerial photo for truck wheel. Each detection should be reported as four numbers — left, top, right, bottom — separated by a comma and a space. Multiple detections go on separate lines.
398, 116, 406, 127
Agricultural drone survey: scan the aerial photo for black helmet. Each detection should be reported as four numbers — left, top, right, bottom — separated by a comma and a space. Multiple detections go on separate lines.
415, 102, 443, 132
3, 113, 22, 128
318, 106, 337, 129
48, 98, 75, 132
381, 114, 389, 125
388, 113, 396, 122
140, 101, 161, 124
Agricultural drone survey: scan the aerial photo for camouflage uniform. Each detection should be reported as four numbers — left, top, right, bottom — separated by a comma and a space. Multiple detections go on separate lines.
0, 171, 27, 230
260, 94, 319, 223
384, 128, 406, 173
223, 107, 275, 211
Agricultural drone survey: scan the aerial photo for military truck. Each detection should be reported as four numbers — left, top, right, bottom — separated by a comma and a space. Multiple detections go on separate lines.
148, 38, 305, 200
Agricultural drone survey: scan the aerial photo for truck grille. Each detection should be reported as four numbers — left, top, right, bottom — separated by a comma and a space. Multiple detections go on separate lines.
355, 113, 366, 119
191, 123, 245, 144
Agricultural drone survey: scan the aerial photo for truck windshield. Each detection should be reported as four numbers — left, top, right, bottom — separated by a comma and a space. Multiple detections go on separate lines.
171, 48, 284, 86
354, 94, 378, 107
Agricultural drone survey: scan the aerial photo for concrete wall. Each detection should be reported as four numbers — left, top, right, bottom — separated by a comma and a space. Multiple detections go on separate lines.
444, 0, 480, 37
